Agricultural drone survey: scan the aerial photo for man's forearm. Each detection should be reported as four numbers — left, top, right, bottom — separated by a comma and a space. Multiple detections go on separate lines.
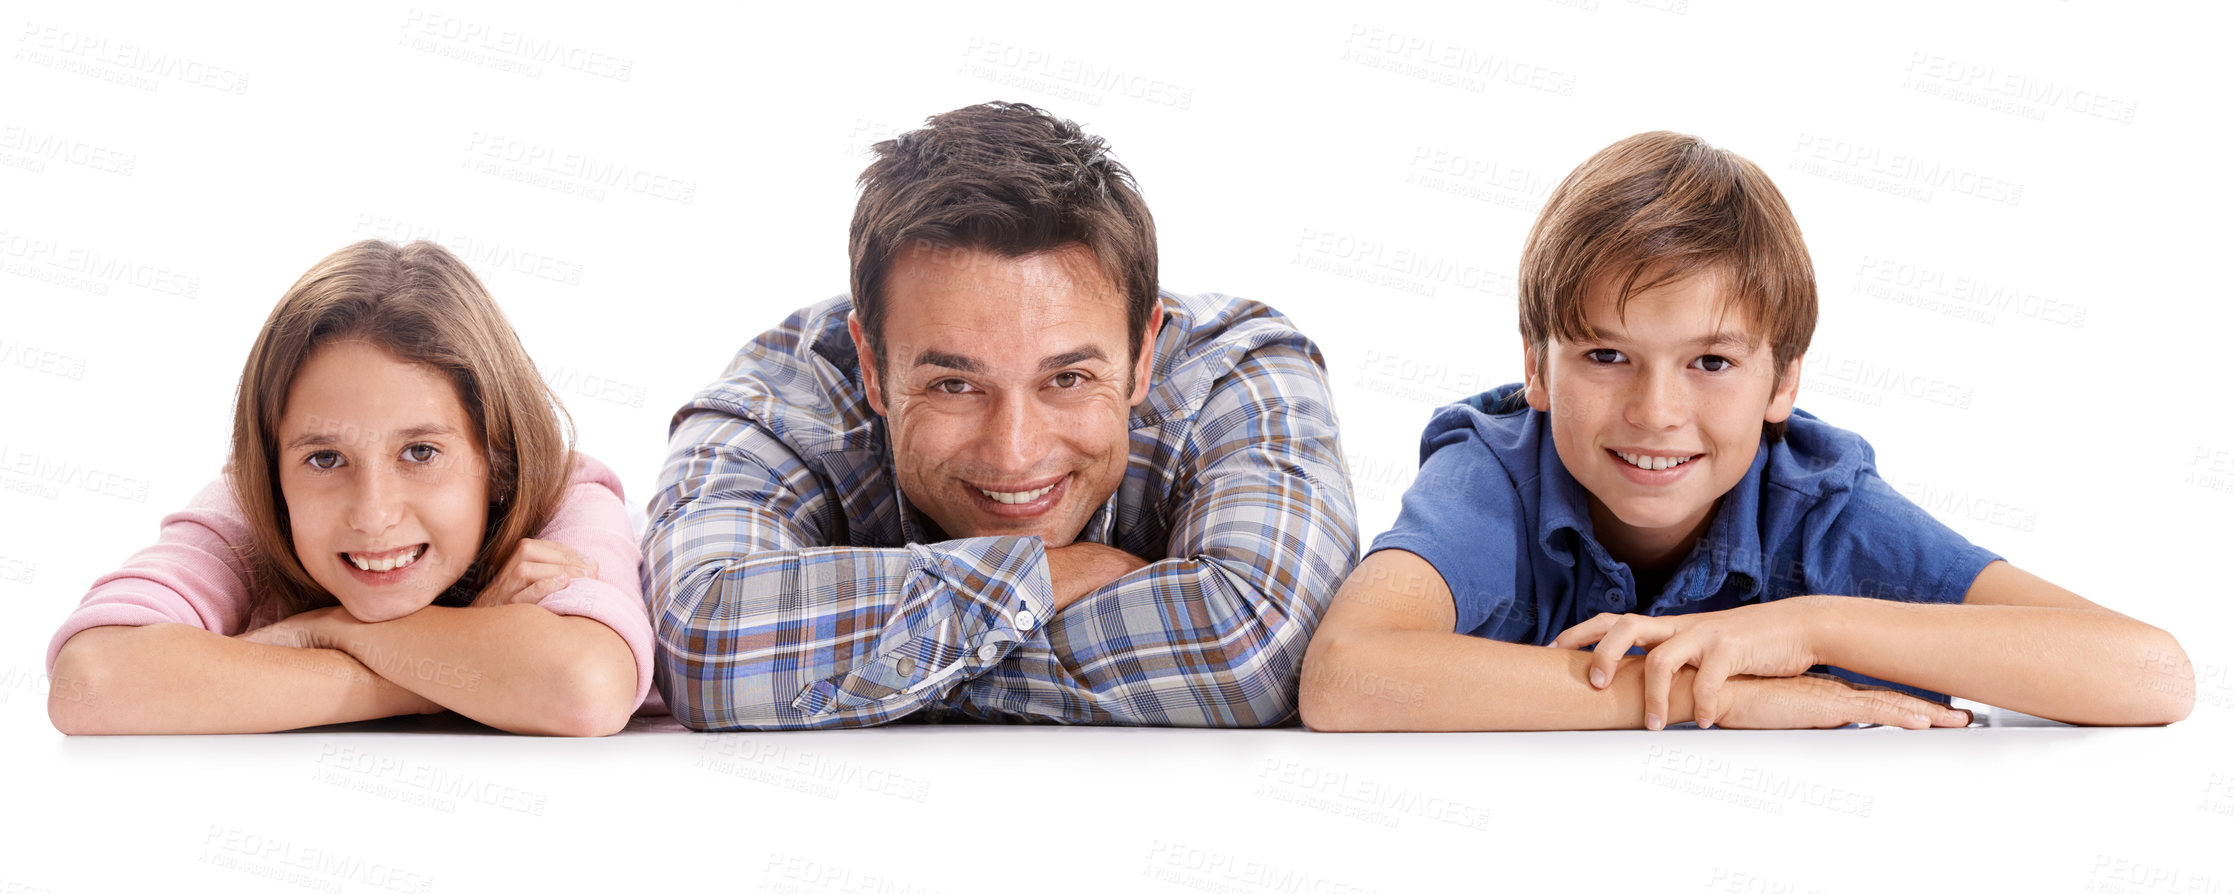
1811, 596, 2191, 724
48, 624, 436, 735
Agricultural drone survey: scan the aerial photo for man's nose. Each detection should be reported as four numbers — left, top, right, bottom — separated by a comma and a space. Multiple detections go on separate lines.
983, 393, 1051, 472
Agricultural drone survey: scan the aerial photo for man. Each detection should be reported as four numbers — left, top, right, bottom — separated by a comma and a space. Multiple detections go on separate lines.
643, 102, 1358, 730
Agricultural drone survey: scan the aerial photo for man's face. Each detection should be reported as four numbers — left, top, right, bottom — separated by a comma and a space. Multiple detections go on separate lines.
1524, 266, 1800, 559
851, 242, 1157, 547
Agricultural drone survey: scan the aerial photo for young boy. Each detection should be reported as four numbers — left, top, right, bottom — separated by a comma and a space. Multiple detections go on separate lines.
1299, 131, 2192, 731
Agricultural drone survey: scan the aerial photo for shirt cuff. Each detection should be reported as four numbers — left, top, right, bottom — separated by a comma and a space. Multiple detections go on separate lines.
788, 535, 1055, 718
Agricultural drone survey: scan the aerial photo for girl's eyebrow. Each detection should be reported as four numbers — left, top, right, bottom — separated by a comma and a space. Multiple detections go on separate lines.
283, 423, 458, 451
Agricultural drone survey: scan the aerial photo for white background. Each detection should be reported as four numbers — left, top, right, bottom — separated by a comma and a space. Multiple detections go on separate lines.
4, 1, 2229, 891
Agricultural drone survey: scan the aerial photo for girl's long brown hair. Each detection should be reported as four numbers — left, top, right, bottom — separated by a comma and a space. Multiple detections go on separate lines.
229, 239, 574, 618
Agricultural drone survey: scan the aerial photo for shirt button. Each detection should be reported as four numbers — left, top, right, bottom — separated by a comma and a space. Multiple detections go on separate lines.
895, 656, 915, 677
977, 643, 1000, 663
1016, 609, 1038, 630
1609, 589, 1625, 603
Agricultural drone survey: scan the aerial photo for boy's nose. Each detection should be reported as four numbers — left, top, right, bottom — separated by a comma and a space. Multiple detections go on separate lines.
1625, 370, 1686, 430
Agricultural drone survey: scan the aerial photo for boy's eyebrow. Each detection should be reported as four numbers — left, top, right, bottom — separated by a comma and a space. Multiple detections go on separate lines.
1689, 331, 1758, 351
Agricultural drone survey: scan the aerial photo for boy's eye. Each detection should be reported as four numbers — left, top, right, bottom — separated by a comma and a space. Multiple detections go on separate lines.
1584, 349, 1626, 364
403, 443, 440, 463
306, 450, 343, 471
1692, 355, 1733, 373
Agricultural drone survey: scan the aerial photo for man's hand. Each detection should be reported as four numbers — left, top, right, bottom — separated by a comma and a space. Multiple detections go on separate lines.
473, 538, 598, 608
1046, 542, 1150, 611
1713, 674, 1971, 730
235, 605, 359, 651
1553, 597, 1832, 729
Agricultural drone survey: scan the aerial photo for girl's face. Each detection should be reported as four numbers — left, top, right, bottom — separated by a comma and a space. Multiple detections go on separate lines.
275, 340, 490, 622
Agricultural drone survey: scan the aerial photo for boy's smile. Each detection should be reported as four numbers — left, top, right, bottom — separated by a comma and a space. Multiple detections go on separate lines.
1524, 265, 1801, 569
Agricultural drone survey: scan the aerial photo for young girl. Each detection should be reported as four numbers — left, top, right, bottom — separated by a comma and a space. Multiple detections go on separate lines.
45, 240, 651, 736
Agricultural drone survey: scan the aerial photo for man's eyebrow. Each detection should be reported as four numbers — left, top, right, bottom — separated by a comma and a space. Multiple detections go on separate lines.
912, 350, 984, 373
283, 423, 459, 451
1039, 346, 1107, 372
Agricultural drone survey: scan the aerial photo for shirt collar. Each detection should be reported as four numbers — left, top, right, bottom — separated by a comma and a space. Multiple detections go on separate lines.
1524, 398, 1769, 607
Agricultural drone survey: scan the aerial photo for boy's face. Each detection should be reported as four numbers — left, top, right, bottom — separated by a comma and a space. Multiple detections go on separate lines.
1524, 266, 1801, 560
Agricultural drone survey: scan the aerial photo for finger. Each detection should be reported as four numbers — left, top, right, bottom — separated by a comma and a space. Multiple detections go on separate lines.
514, 572, 573, 605
1852, 691, 1938, 730
1587, 617, 1669, 689
1935, 705, 1974, 728
1691, 652, 1736, 730
1550, 613, 1620, 650
1641, 639, 1695, 730
525, 539, 597, 576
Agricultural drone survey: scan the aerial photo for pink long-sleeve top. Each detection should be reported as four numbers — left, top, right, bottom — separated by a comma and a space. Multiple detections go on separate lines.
45, 454, 655, 711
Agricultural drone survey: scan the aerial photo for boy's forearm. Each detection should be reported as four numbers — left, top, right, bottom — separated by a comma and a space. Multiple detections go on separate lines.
329, 604, 636, 737
1811, 596, 2192, 725
48, 624, 435, 735
1303, 627, 1691, 731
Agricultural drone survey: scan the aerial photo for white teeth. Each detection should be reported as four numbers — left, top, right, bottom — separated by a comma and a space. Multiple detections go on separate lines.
1616, 451, 1694, 471
979, 483, 1057, 504
349, 546, 422, 573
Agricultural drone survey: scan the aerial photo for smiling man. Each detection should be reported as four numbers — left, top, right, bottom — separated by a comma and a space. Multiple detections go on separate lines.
642, 102, 1358, 730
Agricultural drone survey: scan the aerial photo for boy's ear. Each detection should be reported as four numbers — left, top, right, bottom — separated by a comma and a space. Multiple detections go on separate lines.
847, 312, 888, 417
1764, 356, 1802, 424
1522, 340, 1551, 412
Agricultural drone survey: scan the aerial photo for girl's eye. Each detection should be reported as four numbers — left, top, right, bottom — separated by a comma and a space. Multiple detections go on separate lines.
1585, 348, 1626, 364
306, 450, 343, 471
1692, 355, 1733, 373
403, 443, 440, 463
1052, 371, 1085, 388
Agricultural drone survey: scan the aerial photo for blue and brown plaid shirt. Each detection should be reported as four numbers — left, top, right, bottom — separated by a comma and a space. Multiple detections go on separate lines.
642, 291, 1358, 730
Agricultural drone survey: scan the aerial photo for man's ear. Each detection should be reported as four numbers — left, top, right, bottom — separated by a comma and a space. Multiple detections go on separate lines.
1522, 339, 1551, 412
1765, 356, 1802, 424
1127, 301, 1164, 407
847, 312, 888, 416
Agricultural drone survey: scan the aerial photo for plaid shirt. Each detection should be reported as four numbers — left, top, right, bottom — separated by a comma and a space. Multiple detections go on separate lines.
642, 291, 1357, 729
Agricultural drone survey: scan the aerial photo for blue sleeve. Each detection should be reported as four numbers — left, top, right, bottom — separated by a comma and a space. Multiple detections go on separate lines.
1366, 412, 1529, 640
1802, 468, 2001, 605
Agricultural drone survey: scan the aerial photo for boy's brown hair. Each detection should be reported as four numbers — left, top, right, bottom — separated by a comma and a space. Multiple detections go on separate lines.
1519, 131, 1816, 441
228, 239, 575, 618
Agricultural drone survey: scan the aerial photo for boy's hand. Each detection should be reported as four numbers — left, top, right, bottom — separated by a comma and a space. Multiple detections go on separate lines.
473, 538, 598, 607
1553, 597, 1830, 729
1715, 674, 1971, 730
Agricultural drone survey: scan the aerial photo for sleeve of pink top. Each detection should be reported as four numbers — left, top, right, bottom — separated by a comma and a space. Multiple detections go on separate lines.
46, 456, 655, 711
531, 454, 655, 710
46, 477, 259, 673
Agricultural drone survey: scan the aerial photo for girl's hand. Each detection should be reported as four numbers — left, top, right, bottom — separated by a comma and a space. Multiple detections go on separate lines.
472, 538, 598, 608
1552, 596, 1833, 729
236, 605, 359, 650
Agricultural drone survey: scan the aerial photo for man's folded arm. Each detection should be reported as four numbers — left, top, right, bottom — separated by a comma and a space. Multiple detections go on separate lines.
642, 413, 1052, 730
948, 344, 1361, 727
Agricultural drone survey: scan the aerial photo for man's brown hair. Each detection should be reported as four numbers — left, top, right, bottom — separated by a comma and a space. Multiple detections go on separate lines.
1519, 131, 1816, 441
848, 101, 1159, 368
228, 239, 575, 618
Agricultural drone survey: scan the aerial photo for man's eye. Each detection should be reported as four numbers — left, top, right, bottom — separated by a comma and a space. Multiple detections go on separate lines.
306, 450, 343, 471
1052, 371, 1085, 388
403, 443, 440, 463
930, 379, 973, 395
1585, 349, 1626, 364
1692, 355, 1733, 373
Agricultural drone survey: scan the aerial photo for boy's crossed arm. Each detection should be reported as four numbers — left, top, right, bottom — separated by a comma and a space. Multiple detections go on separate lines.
1298, 549, 1972, 732
1556, 561, 2194, 728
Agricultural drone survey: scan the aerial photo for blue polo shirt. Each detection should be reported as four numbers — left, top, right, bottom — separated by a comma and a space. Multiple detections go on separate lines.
1369, 384, 2001, 702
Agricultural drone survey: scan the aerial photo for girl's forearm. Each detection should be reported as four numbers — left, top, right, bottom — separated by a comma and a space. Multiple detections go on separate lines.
48, 623, 439, 735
